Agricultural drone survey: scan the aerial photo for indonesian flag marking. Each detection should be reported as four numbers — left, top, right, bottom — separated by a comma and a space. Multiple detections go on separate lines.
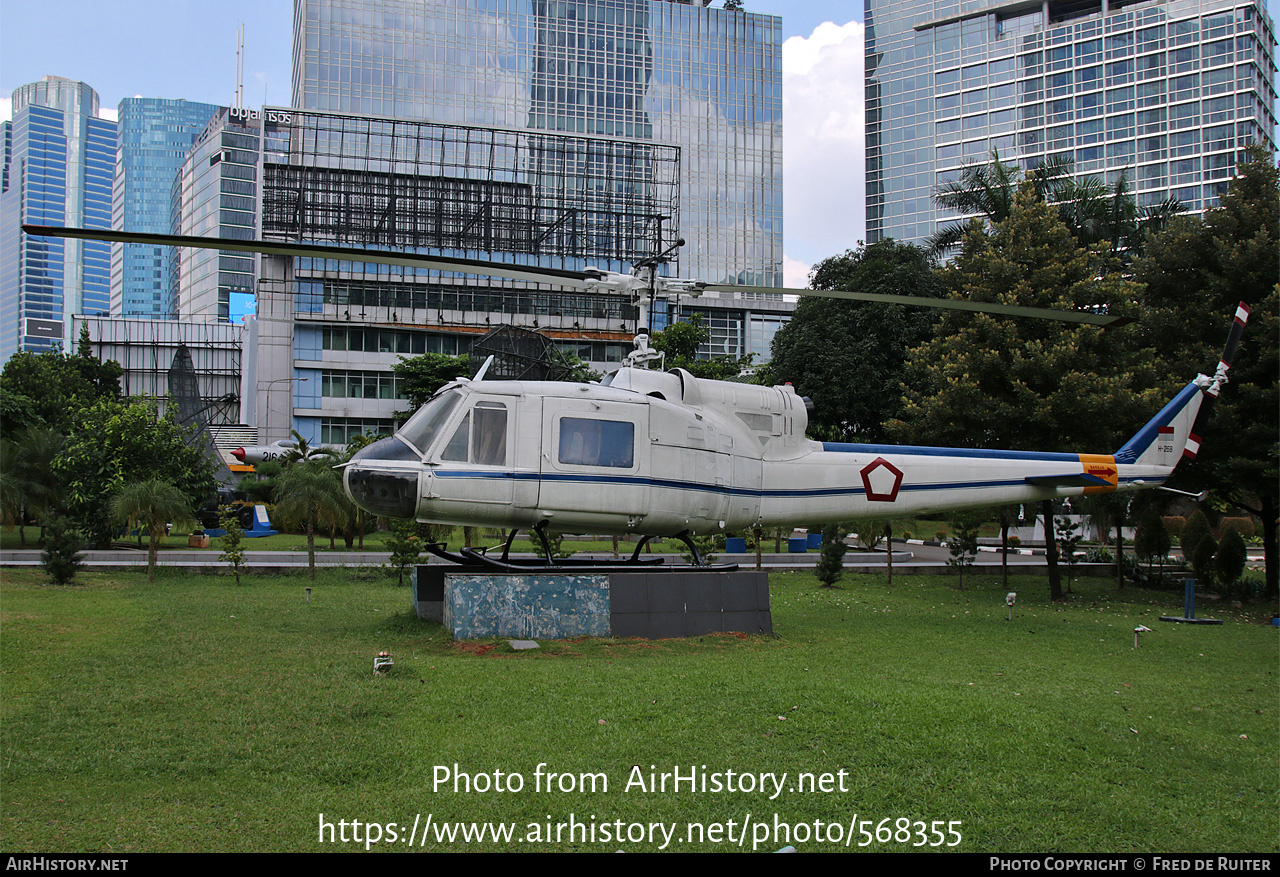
1184, 432, 1202, 459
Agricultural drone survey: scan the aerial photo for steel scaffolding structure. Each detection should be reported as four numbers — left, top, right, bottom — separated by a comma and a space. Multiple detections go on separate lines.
261, 110, 681, 270
72, 316, 243, 425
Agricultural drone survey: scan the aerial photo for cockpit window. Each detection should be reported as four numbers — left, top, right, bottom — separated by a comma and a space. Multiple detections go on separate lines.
558, 417, 634, 468
397, 390, 461, 454
440, 401, 508, 466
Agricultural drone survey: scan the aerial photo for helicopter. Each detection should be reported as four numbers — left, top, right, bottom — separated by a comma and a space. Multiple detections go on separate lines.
22, 224, 1247, 567
343, 305, 1244, 566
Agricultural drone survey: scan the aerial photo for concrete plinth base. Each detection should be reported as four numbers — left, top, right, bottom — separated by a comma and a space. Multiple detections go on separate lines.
413, 566, 772, 640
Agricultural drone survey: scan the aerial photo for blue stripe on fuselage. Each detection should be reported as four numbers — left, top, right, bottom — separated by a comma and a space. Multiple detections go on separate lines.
820, 443, 1082, 461
428, 469, 1154, 499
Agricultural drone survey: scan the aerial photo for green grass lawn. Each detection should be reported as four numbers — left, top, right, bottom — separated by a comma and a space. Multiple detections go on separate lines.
1, 565, 1275, 853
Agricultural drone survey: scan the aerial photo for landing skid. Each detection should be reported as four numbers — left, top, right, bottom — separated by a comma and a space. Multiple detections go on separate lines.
421, 528, 738, 574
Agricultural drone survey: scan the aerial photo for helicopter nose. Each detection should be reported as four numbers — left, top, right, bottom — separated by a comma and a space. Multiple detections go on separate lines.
345, 437, 422, 518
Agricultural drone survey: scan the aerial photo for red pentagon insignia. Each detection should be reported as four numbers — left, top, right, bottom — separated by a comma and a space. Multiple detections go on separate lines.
860, 457, 904, 502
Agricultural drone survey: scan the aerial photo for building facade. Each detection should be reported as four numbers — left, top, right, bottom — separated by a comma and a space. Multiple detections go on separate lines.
192, 0, 789, 446
111, 97, 220, 319
866, 0, 1278, 245
247, 104, 686, 443
170, 107, 263, 323
1, 77, 116, 362
290, 0, 783, 289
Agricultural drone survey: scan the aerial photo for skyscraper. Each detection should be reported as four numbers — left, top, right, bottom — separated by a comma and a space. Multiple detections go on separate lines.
290, 0, 783, 288
865, 0, 1278, 246
111, 97, 220, 319
170, 106, 263, 323
1, 76, 116, 362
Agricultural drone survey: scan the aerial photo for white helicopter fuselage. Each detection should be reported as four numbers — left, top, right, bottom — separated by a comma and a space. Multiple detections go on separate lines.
344, 366, 1203, 537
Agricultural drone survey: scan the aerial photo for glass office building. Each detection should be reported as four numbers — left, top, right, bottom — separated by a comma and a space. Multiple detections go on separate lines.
865, 0, 1278, 245
170, 107, 263, 323
290, 0, 783, 288
1, 77, 116, 362
111, 97, 220, 319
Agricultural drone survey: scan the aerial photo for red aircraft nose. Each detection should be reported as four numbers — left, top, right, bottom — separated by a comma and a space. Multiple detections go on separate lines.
231, 447, 246, 462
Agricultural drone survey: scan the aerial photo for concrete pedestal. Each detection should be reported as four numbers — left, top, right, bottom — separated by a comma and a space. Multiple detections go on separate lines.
413, 566, 772, 640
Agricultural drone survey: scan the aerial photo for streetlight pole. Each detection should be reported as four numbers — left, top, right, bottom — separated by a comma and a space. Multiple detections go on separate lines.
257, 376, 307, 444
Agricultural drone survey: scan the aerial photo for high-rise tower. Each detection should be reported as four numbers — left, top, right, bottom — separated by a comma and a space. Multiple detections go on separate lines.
290, 0, 783, 288
1, 76, 116, 361
865, 0, 1278, 245
111, 97, 220, 319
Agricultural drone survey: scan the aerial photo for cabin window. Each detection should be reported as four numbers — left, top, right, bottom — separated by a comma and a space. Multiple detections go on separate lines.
440, 401, 508, 465
558, 417, 634, 468
398, 390, 461, 454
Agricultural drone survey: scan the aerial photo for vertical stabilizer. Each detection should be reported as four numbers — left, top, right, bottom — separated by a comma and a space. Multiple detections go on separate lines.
1114, 302, 1250, 469
1114, 380, 1206, 467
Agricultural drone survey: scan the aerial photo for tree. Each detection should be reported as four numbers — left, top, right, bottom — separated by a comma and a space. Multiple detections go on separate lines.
0, 344, 122, 432
929, 151, 1178, 260
1083, 492, 1130, 589
272, 462, 348, 580
1132, 146, 1279, 599
649, 314, 753, 380
1214, 526, 1248, 600
385, 518, 423, 585
1134, 507, 1171, 581
110, 479, 194, 582
1055, 514, 1083, 594
56, 399, 217, 548
1180, 510, 1213, 564
393, 353, 470, 412
2, 429, 66, 547
280, 429, 339, 466
947, 512, 982, 589
815, 522, 848, 587
218, 505, 247, 584
40, 516, 85, 586
992, 504, 1023, 589
888, 183, 1163, 600
764, 241, 943, 442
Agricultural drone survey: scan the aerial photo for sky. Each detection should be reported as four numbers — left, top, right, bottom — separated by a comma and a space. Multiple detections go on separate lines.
5, 0, 1270, 286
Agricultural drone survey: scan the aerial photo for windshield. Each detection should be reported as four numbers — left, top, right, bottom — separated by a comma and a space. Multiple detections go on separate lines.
397, 390, 462, 454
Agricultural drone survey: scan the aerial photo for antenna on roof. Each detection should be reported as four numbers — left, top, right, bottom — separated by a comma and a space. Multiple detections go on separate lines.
234, 22, 245, 110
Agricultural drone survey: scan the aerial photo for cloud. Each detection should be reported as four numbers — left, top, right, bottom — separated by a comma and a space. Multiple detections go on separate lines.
781, 20, 865, 280
782, 253, 812, 289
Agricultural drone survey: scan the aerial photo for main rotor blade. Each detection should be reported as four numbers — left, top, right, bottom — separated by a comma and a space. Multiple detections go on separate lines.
21, 225, 598, 289
695, 283, 1132, 328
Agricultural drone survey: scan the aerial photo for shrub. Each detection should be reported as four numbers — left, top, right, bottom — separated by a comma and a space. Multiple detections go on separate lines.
1214, 527, 1247, 598
1219, 517, 1256, 540
1180, 511, 1212, 554
218, 505, 247, 584
42, 516, 85, 585
815, 522, 848, 587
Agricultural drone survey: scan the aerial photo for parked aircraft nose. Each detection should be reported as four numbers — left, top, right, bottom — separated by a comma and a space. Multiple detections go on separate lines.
344, 436, 421, 518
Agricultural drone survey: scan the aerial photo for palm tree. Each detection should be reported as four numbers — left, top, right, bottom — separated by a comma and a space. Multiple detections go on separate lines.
273, 462, 348, 579
110, 479, 194, 581
281, 430, 340, 466
1, 428, 66, 546
928, 152, 1180, 260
